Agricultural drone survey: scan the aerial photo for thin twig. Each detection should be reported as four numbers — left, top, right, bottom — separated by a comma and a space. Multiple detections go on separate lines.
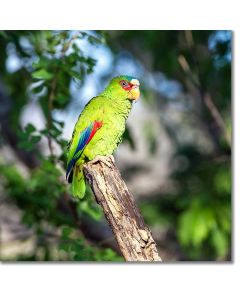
47, 75, 58, 157
203, 92, 231, 146
178, 31, 231, 148
61, 33, 79, 58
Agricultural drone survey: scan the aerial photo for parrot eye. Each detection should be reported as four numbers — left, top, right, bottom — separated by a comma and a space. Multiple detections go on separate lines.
120, 80, 129, 88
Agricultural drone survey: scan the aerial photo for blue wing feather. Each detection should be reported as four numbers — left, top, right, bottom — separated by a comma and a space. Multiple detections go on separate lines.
73, 125, 93, 158
66, 123, 93, 182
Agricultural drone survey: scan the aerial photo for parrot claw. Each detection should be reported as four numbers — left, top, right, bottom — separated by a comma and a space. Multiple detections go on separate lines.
91, 155, 114, 168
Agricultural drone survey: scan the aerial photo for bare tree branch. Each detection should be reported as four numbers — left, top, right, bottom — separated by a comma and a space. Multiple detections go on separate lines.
203, 92, 231, 146
83, 155, 162, 262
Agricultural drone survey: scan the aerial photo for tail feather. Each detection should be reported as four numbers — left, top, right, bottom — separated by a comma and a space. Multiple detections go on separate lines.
72, 165, 86, 199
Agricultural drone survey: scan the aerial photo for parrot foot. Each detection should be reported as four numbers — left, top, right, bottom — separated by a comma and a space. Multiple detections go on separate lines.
90, 155, 114, 168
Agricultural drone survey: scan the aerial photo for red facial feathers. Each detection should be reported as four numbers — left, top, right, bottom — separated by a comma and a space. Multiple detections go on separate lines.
119, 80, 135, 91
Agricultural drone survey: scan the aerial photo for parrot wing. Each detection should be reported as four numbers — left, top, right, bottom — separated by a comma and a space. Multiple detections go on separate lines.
66, 120, 102, 182
66, 96, 105, 183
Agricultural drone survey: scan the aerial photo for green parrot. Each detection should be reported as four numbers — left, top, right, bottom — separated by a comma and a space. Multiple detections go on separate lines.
66, 75, 140, 199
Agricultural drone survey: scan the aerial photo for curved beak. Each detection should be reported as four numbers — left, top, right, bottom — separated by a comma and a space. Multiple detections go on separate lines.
128, 79, 140, 101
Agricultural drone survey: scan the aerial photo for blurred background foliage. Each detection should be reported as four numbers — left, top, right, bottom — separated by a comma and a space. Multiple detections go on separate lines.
0, 30, 231, 261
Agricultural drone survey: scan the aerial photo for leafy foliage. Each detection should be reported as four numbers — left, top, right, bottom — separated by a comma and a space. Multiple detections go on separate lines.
59, 226, 123, 261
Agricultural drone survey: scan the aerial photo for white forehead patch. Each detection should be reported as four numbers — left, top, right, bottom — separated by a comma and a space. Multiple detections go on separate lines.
130, 79, 140, 86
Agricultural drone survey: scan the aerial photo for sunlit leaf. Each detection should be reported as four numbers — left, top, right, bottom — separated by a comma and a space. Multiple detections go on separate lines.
32, 69, 53, 80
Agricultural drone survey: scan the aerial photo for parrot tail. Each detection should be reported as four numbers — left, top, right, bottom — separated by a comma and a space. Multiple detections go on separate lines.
72, 164, 86, 199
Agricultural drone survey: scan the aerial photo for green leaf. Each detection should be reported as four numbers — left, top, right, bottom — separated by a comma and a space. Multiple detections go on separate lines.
32, 69, 53, 80
178, 202, 215, 247
62, 226, 72, 238
25, 123, 36, 134
31, 135, 41, 144
178, 209, 194, 246
17, 130, 29, 139
59, 243, 70, 252
68, 70, 83, 81
18, 140, 33, 151
191, 214, 209, 246
31, 84, 45, 94
87, 34, 103, 45
212, 229, 229, 258
52, 119, 65, 128
214, 167, 231, 194
49, 123, 62, 138
40, 129, 49, 135
53, 96, 69, 108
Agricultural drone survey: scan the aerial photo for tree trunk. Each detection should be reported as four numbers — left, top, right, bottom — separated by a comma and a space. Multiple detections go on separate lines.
83, 155, 162, 262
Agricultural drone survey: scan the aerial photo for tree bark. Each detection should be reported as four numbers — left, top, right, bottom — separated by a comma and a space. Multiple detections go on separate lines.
83, 155, 162, 262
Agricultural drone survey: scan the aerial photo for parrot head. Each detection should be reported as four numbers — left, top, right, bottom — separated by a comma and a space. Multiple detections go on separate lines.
104, 75, 140, 101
